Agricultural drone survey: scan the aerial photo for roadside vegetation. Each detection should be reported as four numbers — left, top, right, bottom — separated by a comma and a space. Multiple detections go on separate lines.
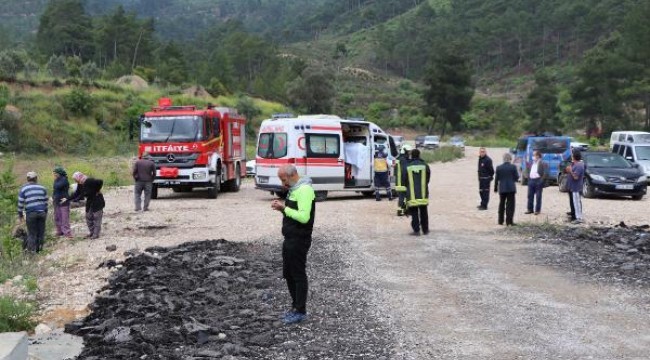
420, 147, 465, 164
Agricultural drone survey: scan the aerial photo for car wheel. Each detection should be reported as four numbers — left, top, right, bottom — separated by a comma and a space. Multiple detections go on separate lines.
632, 194, 644, 200
558, 175, 568, 193
521, 176, 528, 186
582, 179, 595, 198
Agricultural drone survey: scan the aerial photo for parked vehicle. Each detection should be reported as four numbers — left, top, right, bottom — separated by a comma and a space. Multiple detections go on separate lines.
415, 135, 426, 149
421, 135, 440, 149
139, 98, 246, 199
611, 141, 650, 179
254, 115, 398, 200
609, 131, 650, 149
569, 137, 589, 152
246, 159, 256, 176
449, 136, 465, 149
558, 152, 647, 200
514, 135, 571, 185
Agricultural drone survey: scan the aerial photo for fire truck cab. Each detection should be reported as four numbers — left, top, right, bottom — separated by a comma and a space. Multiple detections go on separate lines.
254, 115, 398, 200
139, 98, 246, 199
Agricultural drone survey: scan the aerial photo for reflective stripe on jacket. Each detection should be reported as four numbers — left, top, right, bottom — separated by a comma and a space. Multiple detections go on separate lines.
394, 154, 408, 192
403, 159, 431, 208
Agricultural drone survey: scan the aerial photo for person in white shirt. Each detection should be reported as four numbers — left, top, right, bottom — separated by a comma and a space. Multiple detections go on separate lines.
526, 150, 548, 215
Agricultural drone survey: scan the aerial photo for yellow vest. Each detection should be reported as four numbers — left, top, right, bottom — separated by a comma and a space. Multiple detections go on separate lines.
374, 158, 388, 172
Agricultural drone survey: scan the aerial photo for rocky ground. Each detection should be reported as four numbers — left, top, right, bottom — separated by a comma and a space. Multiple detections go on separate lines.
65, 234, 394, 359
519, 222, 650, 287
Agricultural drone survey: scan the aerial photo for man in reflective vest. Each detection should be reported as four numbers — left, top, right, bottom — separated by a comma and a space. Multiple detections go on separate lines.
402, 149, 431, 236
395, 144, 412, 216
271, 165, 316, 325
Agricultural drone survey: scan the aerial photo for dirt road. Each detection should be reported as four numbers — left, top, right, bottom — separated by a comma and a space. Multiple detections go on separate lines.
36, 147, 650, 358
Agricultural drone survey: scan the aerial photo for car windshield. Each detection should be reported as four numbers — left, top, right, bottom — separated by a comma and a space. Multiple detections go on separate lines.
634, 146, 650, 160
532, 138, 568, 154
451, 136, 463, 142
585, 154, 632, 168
141, 116, 202, 143
425, 136, 439, 142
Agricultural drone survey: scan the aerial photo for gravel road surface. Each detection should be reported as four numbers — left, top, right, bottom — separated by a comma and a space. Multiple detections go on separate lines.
19, 147, 650, 358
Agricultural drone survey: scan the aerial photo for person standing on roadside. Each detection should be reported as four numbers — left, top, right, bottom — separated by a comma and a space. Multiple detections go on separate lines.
271, 165, 316, 325
566, 149, 585, 224
17, 172, 48, 252
525, 150, 548, 215
68, 172, 105, 239
52, 166, 73, 238
477, 147, 494, 210
373, 149, 393, 201
494, 153, 519, 226
394, 144, 412, 216
402, 149, 431, 236
133, 152, 156, 212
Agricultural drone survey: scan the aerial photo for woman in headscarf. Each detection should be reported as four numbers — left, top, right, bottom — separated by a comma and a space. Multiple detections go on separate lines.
52, 166, 72, 238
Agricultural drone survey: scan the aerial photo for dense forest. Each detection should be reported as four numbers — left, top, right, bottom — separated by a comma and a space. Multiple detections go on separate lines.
0, 0, 649, 152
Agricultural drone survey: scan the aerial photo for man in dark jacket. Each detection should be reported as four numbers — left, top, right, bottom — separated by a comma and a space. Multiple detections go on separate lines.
402, 149, 431, 236
133, 152, 156, 212
477, 147, 495, 210
271, 165, 316, 325
494, 153, 519, 226
526, 150, 548, 215
69, 172, 105, 239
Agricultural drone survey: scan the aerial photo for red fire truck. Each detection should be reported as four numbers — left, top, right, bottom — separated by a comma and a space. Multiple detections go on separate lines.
139, 98, 246, 199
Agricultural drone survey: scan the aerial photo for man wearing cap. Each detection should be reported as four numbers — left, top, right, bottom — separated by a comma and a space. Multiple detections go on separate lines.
68, 172, 105, 239
17, 172, 49, 252
52, 166, 72, 238
133, 152, 156, 212
394, 144, 412, 216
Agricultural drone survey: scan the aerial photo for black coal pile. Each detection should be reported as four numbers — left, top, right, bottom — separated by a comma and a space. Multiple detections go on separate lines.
521, 222, 650, 286
66, 238, 394, 359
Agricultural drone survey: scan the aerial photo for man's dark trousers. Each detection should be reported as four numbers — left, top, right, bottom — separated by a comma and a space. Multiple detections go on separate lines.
282, 237, 312, 314
25, 211, 47, 252
527, 178, 544, 213
479, 178, 492, 208
410, 205, 429, 233
498, 192, 516, 225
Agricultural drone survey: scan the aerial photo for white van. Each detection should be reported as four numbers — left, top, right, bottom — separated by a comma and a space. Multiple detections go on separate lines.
612, 141, 650, 178
609, 131, 650, 149
254, 115, 398, 200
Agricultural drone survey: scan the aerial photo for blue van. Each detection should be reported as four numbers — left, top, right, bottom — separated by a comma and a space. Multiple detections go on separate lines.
514, 136, 572, 185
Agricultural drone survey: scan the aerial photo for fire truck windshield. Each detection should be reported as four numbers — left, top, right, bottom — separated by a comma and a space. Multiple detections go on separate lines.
141, 116, 203, 143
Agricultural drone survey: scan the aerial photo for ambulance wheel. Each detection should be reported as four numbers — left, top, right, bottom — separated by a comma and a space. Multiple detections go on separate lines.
172, 187, 181, 193
315, 191, 328, 202
361, 191, 374, 197
151, 185, 158, 199
207, 180, 220, 199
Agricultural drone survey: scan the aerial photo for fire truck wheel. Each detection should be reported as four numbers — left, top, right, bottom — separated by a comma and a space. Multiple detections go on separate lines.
151, 185, 158, 199
207, 180, 220, 199
224, 163, 241, 192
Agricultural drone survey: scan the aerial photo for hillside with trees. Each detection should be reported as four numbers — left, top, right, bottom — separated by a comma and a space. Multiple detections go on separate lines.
1, 0, 649, 154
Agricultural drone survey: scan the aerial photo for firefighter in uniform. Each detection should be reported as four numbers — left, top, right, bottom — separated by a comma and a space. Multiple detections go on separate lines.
395, 144, 412, 216
402, 149, 431, 236
271, 165, 316, 325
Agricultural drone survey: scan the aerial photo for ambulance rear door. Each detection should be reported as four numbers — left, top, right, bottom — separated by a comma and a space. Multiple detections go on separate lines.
303, 126, 345, 191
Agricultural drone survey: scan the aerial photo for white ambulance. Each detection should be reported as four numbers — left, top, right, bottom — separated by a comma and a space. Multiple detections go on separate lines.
254, 115, 399, 200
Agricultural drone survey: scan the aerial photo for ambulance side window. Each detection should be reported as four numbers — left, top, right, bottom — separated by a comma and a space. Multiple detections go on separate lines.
258, 133, 287, 158
307, 134, 340, 158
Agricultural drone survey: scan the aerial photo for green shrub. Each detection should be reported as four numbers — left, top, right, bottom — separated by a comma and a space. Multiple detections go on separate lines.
419, 147, 464, 163
0, 296, 36, 332
62, 88, 94, 116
